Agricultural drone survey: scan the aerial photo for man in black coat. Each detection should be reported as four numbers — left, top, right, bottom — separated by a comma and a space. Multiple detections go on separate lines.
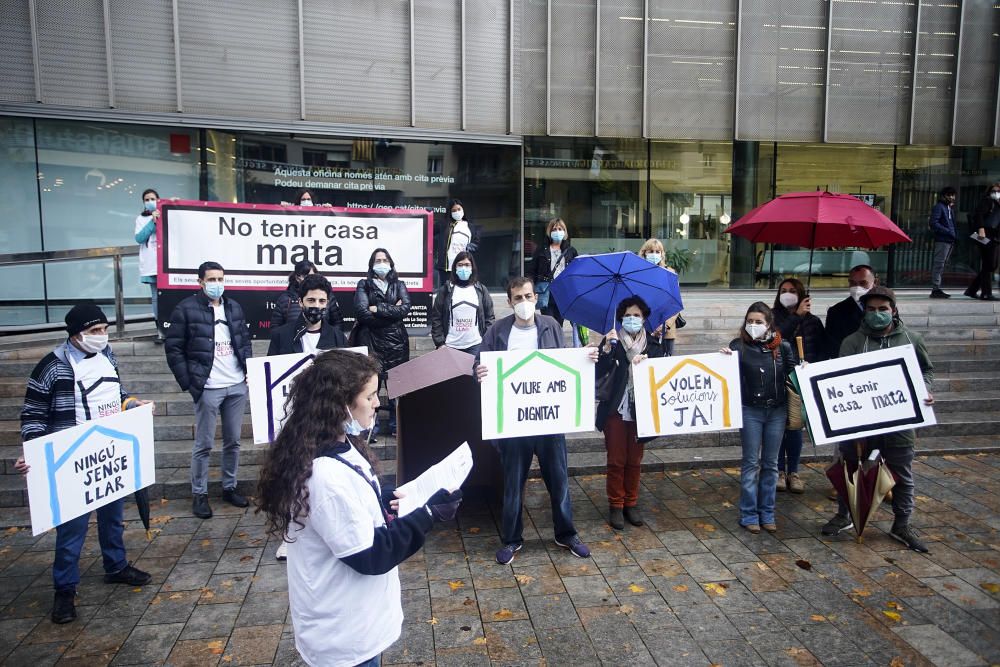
165, 261, 253, 519
268, 274, 347, 355
824, 264, 876, 359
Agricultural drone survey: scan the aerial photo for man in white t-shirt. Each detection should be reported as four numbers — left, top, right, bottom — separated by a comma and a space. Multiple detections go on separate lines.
165, 262, 253, 519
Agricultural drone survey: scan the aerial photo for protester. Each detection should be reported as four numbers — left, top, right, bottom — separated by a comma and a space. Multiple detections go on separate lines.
928, 186, 958, 299
16, 303, 154, 624
438, 199, 480, 285
280, 188, 333, 208
271, 260, 344, 331
720, 302, 796, 534
165, 261, 252, 519
531, 218, 578, 324
825, 264, 876, 359
638, 238, 681, 355
964, 182, 1000, 301
820, 286, 934, 553
353, 248, 411, 437
430, 251, 494, 359
475, 277, 594, 564
134, 188, 165, 343
595, 296, 667, 529
269, 274, 347, 356
256, 350, 461, 667
771, 278, 826, 493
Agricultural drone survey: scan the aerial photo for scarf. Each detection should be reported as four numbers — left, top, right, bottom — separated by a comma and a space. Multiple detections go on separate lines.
618, 326, 647, 414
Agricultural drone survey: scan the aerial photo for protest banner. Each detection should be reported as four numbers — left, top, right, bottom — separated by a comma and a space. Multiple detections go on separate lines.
479, 348, 595, 440
156, 200, 433, 337
633, 353, 743, 438
796, 344, 935, 446
23, 404, 155, 536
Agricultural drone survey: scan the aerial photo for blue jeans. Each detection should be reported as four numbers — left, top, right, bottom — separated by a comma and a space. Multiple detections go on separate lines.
777, 428, 803, 474
498, 434, 576, 545
53, 497, 127, 593
739, 405, 786, 526
354, 654, 380, 667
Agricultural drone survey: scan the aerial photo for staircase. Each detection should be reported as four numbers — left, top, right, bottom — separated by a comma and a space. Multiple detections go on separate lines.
0, 291, 997, 527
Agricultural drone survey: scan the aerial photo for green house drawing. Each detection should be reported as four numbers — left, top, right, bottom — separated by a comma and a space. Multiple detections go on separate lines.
495, 351, 582, 434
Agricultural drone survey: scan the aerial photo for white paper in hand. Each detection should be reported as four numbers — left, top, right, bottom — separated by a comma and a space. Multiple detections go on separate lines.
394, 442, 473, 517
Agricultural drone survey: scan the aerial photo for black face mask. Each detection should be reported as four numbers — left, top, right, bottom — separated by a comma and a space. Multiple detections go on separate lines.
303, 306, 327, 324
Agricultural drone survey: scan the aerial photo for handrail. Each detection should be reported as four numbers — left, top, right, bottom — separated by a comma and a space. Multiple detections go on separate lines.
0, 245, 141, 338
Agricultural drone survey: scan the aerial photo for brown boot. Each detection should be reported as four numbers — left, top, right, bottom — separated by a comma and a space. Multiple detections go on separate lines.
788, 473, 804, 494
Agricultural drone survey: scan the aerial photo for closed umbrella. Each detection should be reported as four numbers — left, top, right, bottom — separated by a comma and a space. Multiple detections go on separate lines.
825, 442, 896, 543
134, 489, 152, 541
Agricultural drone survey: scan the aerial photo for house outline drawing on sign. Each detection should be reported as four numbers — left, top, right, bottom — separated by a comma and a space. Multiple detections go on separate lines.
646, 358, 732, 433
495, 351, 582, 434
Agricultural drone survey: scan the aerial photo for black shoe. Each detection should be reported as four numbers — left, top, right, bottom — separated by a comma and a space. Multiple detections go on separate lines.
222, 488, 249, 508
983, 295, 999, 301
104, 563, 152, 586
890, 523, 929, 553
608, 506, 625, 530
51, 590, 76, 624
964, 290, 980, 299
192, 493, 213, 519
929, 289, 950, 299
821, 514, 854, 536
623, 506, 644, 527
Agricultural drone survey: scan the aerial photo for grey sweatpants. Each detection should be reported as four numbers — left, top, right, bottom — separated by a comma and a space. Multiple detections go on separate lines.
191, 382, 249, 495
931, 241, 954, 289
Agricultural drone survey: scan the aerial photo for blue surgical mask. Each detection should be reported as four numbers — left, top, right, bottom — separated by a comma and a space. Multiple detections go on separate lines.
344, 406, 364, 436
455, 266, 472, 281
144, 199, 157, 212
372, 263, 391, 278
621, 315, 644, 333
550, 230, 565, 243
645, 253, 662, 265
203, 282, 224, 300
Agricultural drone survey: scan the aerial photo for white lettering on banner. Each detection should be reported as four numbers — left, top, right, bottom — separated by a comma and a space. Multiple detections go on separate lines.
796, 345, 936, 446
22, 405, 155, 536
633, 353, 743, 438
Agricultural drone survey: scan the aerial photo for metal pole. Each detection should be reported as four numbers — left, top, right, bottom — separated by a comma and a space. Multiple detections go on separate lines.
823, 0, 834, 142
595, 0, 601, 136
27, 0, 42, 102
298, 0, 306, 120
461, 0, 467, 131
113, 253, 125, 338
641, 0, 649, 138
950, 0, 966, 145
409, 0, 416, 127
545, 0, 551, 135
102, 0, 116, 108
907, 0, 922, 144
172, 0, 183, 112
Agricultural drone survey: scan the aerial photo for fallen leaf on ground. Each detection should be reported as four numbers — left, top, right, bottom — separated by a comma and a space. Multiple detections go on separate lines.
201, 590, 215, 600
447, 580, 465, 590
168, 592, 184, 600
618, 604, 634, 614
851, 588, 871, 597
239, 555, 253, 562
3, 527, 19, 535
201, 539, 212, 547
980, 582, 1000, 594
473, 637, 487, 645
493, 608, 514, 620
207, 640, 224, 655
467, 527, 480, 534
628, 584, 646, 593
889, 657, 905, 667
695, 523, 716, 533
795, 559, 812, 571
810, 614, 826, 622
882, 610, 902, 622
721, 501, 733, 508
463, 598, 474, 606
514, 574, 535, 585
428, 617, 439, 625
704, 583, 728, 596
886, 601, 903, 610
673, 584, 689, 592
943, 583, 960, 592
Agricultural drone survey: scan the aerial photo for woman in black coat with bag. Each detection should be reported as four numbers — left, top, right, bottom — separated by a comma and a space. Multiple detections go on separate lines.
965, 182, 1000, 301
353, 248, 411, 437
530, 218, 579, 325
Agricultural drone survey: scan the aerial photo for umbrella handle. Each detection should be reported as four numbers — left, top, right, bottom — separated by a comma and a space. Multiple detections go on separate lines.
795, 336, 804, 361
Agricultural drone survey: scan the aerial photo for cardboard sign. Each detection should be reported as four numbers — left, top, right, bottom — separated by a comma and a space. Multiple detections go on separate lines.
796, 344, 936, 445
479, 348, 595, 440
23, 404, 155, 536
634, 353, 743, 437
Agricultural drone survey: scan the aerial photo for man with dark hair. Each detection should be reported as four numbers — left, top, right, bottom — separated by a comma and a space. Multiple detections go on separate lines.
16, 303, 153, 624
475, 276, 594, 565
165, 261, 253, 519
268, 274, 347, 356
824, 264, 876, 359
929, 186, 958, 298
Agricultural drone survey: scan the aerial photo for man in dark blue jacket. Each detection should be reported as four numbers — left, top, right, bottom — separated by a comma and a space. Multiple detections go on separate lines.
928, 186, 958, 298
165, 262, 253, 519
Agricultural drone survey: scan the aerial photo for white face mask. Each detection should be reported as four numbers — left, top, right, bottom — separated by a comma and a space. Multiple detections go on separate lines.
78, 333, 109, 354
850, 285, 870, 302
745, 323, 768, 340
778, 292, 798, 308
513, 301, 535, 321
991, 192, 1000, 201
451, 209, 464, 221
300, 199, 313, 206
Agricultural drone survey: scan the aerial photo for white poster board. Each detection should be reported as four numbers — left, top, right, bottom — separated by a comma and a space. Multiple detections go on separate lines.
479, 348, 595, 440
23, 404, 155, 536
796, 344, 935, 446
633, 353, 743, 438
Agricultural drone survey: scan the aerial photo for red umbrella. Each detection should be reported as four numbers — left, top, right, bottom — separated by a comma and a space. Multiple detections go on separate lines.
724, 191, 911, 287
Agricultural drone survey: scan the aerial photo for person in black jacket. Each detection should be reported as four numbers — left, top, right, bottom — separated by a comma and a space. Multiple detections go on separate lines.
720, 302, 796, 535
965, 182, 1000, 301
268, 274, 347, 356
353, 248, 411, 436
772, 278, 826, 494
595, 296, 667, 530
436, 199, 481, 287
270, 260, 344, 331
165, 261, 253, 519
928, 186, 958, 298
530, 217, 579, 326
430, 251, 495, 359
824, 264, 876, 359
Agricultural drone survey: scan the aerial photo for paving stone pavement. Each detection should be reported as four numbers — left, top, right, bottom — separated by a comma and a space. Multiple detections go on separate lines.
2, 454, 1000, 666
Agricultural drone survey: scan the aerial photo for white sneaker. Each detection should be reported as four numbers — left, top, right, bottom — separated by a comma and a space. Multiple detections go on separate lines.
275, 541, 288, 561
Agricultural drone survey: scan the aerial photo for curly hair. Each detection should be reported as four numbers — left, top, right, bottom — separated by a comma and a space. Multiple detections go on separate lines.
255, 350, 381, 540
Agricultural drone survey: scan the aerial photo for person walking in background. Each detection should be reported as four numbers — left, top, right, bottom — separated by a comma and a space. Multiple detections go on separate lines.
825, 264, 877, 359
430, 251, 495, 359
531, 218, 578, 326
721, 302, 796, 534
638, 238, 682, 356
965, 182, 1000, 301
353, 248, 411, 438
165, 261, 253, 519
438, 199, 480, 286
595, 296, 667, 530
771, 278, 825, 494
928, 186, 958, 299
135, 188, 165, 343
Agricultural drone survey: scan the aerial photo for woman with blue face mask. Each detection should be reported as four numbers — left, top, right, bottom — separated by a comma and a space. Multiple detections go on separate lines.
530, 218, 579, 328
594, 296, 667, 530
430, 251, 495, 359
134, 188, 165, 343
638, 238, 681, 356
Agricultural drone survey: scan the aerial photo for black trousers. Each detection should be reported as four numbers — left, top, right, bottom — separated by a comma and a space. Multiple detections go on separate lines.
967, 238, 999, 297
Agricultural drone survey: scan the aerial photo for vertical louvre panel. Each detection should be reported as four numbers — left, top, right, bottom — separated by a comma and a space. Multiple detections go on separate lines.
910, 1, 958, 145
598, 0, 643, 137
178, 0, 298, 119
36, 0, 108, 107
518, 0, 547, 135
413, 0, 461, 130
304, 0, 409, 126
109, 0, 176, 112
467, 0, 510, 134
826, 0, 915, 144
647, 0, 737, 140
0, 0, 36, 102
953, 4, 1000, 146
549, 0, 595, 135
736, 0, 825, 142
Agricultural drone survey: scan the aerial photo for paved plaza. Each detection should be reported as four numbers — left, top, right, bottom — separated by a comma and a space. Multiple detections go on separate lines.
1, 453, 999, 666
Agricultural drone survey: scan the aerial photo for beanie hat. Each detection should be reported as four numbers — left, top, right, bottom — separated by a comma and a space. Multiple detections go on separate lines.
859, 285, 896, 309
65, 302, 108, 337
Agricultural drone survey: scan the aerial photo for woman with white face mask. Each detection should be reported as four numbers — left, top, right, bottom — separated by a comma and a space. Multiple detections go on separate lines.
719, 302, 797, 535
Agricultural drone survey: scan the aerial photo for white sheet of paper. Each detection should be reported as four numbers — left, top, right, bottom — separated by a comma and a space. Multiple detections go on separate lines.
970, 232, 991, 245
394, 442, 473, 517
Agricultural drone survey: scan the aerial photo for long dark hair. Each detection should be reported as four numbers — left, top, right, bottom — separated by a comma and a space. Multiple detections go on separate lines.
293, 188, 318, 205
286, 260, 316, 290
256, 350, 381, 539
140, 188, 159, 216
367, 247, 398, 280
773, 278, 806, 311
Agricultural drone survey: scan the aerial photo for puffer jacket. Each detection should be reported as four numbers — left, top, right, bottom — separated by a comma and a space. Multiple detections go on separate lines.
430, 281, 495, 348
729, 336, 797, 408
165, 291, 253, 401
353, 274, 411, 372
772, 306, 827, 363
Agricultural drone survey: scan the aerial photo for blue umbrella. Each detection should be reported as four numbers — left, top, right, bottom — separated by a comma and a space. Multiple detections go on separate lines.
549, 252, 683, 335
